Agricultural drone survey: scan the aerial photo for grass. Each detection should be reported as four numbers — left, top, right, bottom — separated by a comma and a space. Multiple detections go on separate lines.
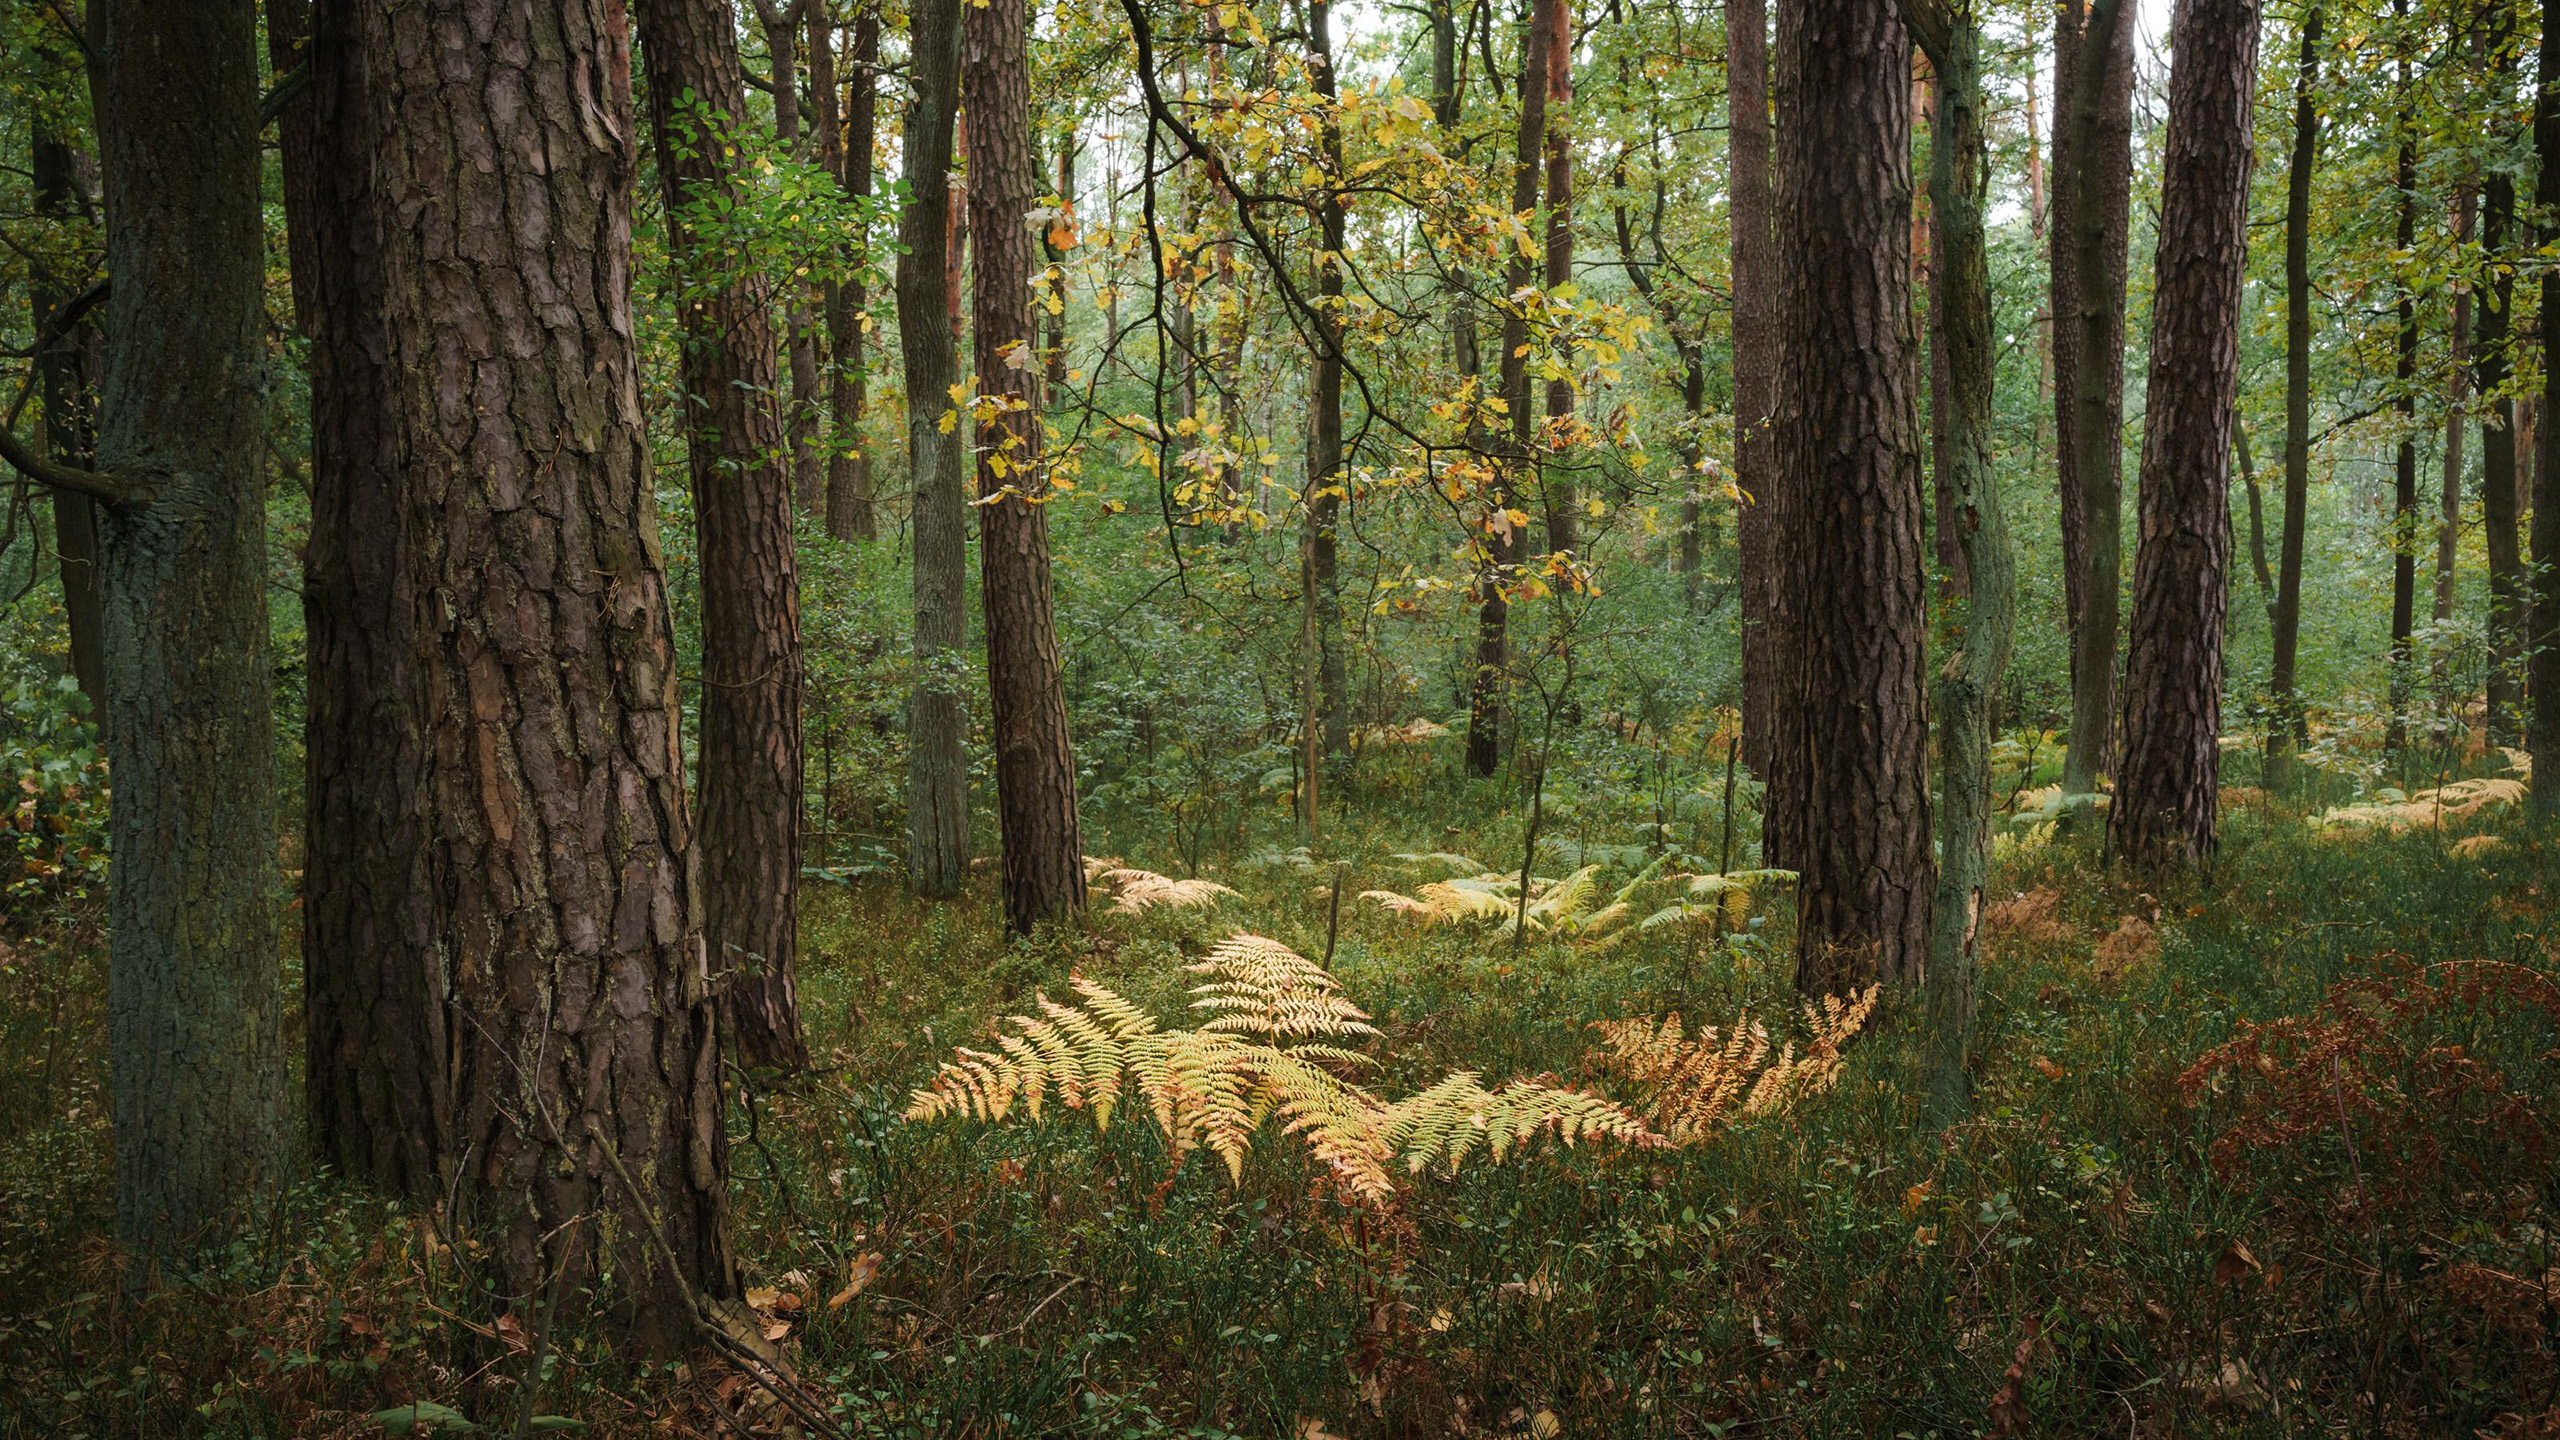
0, 769, 2555, 1438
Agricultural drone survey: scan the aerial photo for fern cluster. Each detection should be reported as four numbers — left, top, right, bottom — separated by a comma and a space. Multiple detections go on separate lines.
1588, 985, 1878, 1144
905, 933, 1663, 1202
1361, 854, 1793, 950
1083, 857, 1242, 913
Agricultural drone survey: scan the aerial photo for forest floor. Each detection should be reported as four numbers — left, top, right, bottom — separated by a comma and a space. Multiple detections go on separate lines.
1, 764, 2557, 1438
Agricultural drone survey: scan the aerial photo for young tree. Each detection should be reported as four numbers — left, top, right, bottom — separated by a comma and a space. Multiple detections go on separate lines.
969, 0, 1086, 933
2388, 2, 2418, 760
0, 0, 288, 1270
749, 0, 826, 513
639, 0, 808, 1070
1729, 0, 1783, 796
305, 0, 736, 1350
2482, 155, 2523, 742
2530, 0, 2560, 816
1775, 0, 1932, 994
819, 3, 881, 541
902, 0, 972, 896
28, 54, 104, 725
1309, 0, 1350, 762
2110, 0, 2263, 867
2266, 5, 2322, 785
1541, 0, 1579, 557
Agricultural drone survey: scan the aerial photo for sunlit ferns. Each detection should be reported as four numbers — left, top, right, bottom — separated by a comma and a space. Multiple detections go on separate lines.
904, 933, 1664, 1202
1588, 985, 1879, 1145
1082, 856, 1241, 913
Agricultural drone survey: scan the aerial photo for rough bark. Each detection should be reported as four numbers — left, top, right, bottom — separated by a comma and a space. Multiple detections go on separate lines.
902, 0, 972, 895
968, 0, 1086, 933
2483, 168, 2523, 742
639, 0, 808, 1071
30, 85, 106, 725
1909, 1, 2011, 1121
2533, 0, 2560, 817
1775, 0, 1931, 994
1308, 1, 1349, 762
1729, 0, 1783, 795
1541, 0, 1578, 556
821, 5, 879, 541
2057, 0, 2132, 797
83, 0, 287, 1271
2266, 6, 2321, 784
2109, 0, 2261, 868
328, 0, 736, 1349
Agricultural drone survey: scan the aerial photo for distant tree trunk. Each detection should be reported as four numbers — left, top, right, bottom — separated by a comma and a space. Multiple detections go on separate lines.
2050, 0, 2081, 648
306, 0, 738, 1351
2533, 0, 2560, 816
1540, 0, 1578, 556
751, 0, 824, 515
29, 88, 105, 725
1729, 0, 1783, 795
2235, 414, 2275, 614
1776, 0, 1930, 994
2057, 0, 2132, 797
821, 5, 879, 540
2266, 7, 2321, 786
640, 0, 807, 1071
1434, 0, 1480, 396
1042, 125, 1075, 395
2389, 20, 2418, 763
1468, 0, 1558, 779
968, 0, 1086, 933
1908, 0, 2011, 1121
2440, 184, 2473, 627
902, 0, 972, 896
1612, 170, 1706, 608
1308, 1, 1349, 762
2110, 0, 2262, 867
51, 0, 288, 1272
2483, 167, 2523, 743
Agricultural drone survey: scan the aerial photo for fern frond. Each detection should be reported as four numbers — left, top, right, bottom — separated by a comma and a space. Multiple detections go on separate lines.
1589, 985, 1874, 1144
1093, 865, 1241, 913
1389, 851, 1493, 876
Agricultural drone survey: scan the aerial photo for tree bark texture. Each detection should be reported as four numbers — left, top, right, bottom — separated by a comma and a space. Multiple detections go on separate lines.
639, 0, 808, 1072
1774, 0, 1932, 994
2482, 168, 2523, 743
821, 6, 879, 540
2266, 7, 2320, 782
901, 0, 972, 895
89, 0, 287, 1268
2109, 0, 2261, 868
1309, 2, 1349, 762
968, 0, 1087, 933
1729, 0, 1783, 796
2057, 0, 2132, 797
322, 0, 737, 1350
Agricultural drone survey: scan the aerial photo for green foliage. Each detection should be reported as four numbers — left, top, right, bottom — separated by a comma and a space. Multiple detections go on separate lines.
0, 676, 104, 911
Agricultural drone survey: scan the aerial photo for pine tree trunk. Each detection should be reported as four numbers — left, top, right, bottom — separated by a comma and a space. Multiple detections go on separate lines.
2109, 0, 2262, 868
1540, 1, 1578, 557
2057, 0, 2132, 797
2051, 0, 2082, 652
2533, 0, 2560, 818
1728, 0, 1783, 798
2483, 169, 2524, 743
85, 0, 286, 1270
1309, 2, 1350, 762
321, 0, 737, 1349
2266, 7, 2321, 786
1776, 0, 1932, 994
1913, 4, 2012, 1122
820, 6, 879, 541
968, 0, 1086, 933
902, 0, 972, 896
640, 0, 808, 1071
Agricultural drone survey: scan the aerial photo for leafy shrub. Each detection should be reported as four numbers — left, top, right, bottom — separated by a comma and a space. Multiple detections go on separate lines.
0, 677, 106, 912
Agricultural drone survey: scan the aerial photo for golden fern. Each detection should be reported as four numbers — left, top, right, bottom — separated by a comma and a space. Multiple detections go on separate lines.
1360, 864, 1608, 935
1588, 984, 1877, 1145
1097, 866, 1241, 913
906, 933, 1663, 1202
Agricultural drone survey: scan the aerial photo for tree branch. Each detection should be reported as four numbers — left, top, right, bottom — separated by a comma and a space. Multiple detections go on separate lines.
0, 417, 151, 510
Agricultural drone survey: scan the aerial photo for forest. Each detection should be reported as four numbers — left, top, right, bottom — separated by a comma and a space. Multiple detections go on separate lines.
0, 0, 2557, 1433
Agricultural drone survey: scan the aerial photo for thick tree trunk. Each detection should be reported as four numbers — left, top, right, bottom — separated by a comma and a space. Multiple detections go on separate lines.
2483, 170, 2524, 743
1912, 5, 2012, 1122
1308, 2, 1350, 762
1729, 0, 1783, 795
968, 0, 1086, 933
821, 7, 879, 541
2266, 7, 2321, 785
1541, 1, 1578, 556
902, 0, 972, 895
2110, 0, 2262, 868
82, 0, 287, 1270
1468, 0, 1558, 779
2389, 27, 2418, 763
640, 0, 808, 1071
2536, 0, 2560, 818
323, 0, 737, 1350
1775, 0, 1931, 994
2057, 0, 2132, 797
30, 99, 106, 726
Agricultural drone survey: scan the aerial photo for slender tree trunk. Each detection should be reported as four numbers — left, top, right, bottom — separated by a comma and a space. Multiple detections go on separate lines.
902, 0, 972, 895
2110, 0, 2262, 867
822, 6, 879, 540
1911, 3, 2011, 1122
1469, 0, 1558, 778
2535, 0, 2560, 817
2266, 7, 2321, 786
1435, 0, 1480, 395
1309, 1, 1349, 761
1679, 350, 1706, 606
75, 0, 287, 1272
1776, 0, 1931, 994
30, 89, 105, 725
1729, 0, 1783, 796
2058, 0, 2132, 797
968, 0, 1086, 933
1043, 125, 1075, 395
2389, 20, 2418, 763
639, 0, 808, 1071
2235, 414, 2275, 613
752, 0, 825, 515
2483, 168, 2523, 742
2440, 185, 2473, 626
309, 0, 738, 1351
1541, 1, 1578, 556
2051, 0, 2082, 650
